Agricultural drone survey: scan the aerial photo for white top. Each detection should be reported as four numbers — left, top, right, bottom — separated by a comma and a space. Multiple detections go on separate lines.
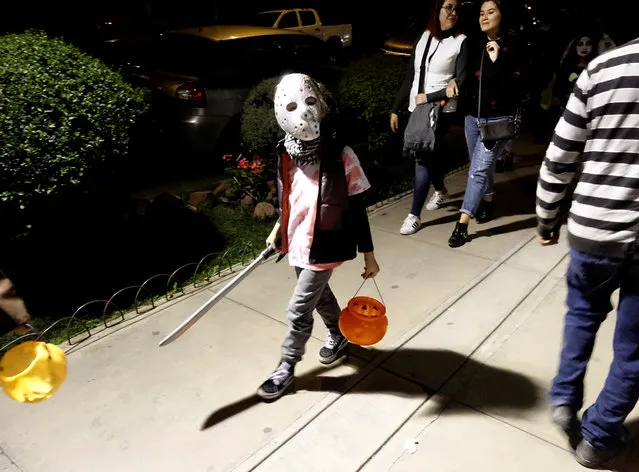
408, 30, 467, 112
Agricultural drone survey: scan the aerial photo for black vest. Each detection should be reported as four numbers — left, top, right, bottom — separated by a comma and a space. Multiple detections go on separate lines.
277, 132, 358, 265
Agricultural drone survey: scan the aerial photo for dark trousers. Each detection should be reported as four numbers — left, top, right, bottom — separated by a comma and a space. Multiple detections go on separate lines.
550, 248, 639, 450
409, 114, 450, 217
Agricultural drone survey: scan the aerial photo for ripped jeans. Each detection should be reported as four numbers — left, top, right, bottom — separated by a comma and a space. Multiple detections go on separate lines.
460, 114, 510, 218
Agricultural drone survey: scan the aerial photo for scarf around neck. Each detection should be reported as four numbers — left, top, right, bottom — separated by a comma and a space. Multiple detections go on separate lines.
284, 134, 321, 166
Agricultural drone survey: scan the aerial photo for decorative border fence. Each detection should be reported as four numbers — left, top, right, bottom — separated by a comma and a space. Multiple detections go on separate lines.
0, 161, 471, 353
0, 243, 262, 352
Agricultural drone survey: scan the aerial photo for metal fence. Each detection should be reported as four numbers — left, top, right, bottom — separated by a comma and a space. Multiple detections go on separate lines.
0, 161, 471, 354
0, 243, 263, 353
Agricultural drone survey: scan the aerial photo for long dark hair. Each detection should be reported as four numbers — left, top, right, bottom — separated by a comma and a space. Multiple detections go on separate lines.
427, 0, 460, 40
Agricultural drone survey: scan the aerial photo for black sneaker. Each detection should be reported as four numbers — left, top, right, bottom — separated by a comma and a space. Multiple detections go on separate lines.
448, 222, 469, 248
476, 201, 494, 224
319, 332, 349, 365
257, 360, 295, 401
575, 432, 628, 469
551, 405, 581, 449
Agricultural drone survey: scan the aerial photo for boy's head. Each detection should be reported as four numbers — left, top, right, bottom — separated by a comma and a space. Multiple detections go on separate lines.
274, 73, 328, 141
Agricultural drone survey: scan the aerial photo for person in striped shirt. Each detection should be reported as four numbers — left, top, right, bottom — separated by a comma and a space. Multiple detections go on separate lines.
536, 38, 639, 469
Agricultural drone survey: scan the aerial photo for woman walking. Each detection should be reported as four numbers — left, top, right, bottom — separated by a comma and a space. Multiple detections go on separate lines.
448, 0, 526, 247
390, 0, 469, 235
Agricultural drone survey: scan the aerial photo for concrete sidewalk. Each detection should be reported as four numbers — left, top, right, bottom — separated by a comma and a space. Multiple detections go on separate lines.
1, 145, 638, 472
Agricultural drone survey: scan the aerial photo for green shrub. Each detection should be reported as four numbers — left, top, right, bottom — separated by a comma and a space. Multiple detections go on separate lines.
0, 30, 147, 231
337, 53, 407, 155
240, 77, 282, 157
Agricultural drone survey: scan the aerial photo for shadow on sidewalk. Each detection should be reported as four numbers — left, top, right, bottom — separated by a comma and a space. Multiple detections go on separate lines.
416, 170, 539, 237
608, 418, 639, 472
201, 348, 541, 430
472, 216, 538, 239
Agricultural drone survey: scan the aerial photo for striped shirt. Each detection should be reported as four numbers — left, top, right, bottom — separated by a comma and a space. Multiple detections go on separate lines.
536, 38, 639, 259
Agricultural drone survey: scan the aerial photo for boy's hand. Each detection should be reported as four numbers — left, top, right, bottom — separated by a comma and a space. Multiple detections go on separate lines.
266, 221, 282, 249
362, 252, 380, 279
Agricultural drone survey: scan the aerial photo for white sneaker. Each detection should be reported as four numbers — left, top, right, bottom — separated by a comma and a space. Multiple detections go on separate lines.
426, 191, 448, 211
400, 214, 421, 235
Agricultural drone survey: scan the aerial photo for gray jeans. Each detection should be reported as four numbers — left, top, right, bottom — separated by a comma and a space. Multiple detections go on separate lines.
282, 267, 341, 364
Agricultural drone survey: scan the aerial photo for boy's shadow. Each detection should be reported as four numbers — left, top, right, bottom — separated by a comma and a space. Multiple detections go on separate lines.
201, 348, 541, 430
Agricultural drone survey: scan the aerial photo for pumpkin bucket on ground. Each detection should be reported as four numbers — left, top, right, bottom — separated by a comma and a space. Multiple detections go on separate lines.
338, 279, 387, 346
0, 341, 67, 403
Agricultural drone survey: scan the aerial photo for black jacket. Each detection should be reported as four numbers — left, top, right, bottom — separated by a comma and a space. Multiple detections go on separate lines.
463, 33, 527, 118
276, 131, 374, 265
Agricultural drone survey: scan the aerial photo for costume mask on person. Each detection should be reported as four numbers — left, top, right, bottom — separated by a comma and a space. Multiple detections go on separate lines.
274, 73, 327, 166
576, 37, 593, 58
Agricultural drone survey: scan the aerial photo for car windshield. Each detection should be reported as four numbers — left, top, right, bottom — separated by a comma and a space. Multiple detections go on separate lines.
251, 12, 281, 28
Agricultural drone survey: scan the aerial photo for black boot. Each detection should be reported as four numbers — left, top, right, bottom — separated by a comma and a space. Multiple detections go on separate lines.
575, 431, 628, 469
448, 222, 469, 248
476, 200, 494, 224
504, 153, 514, 171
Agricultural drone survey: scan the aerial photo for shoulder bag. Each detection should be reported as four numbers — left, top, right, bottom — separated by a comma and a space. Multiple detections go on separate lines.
477, 48, 515, 142
403, 33, 442, 156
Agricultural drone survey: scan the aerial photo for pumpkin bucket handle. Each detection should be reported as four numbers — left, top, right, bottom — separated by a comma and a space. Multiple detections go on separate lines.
352, 277, 386, 307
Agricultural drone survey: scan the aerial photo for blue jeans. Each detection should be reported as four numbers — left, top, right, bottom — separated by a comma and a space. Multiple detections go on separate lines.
550, 249, 639, 450
461, 115, 509, 217
407, 111, 452, 217
410, 153, 446, 216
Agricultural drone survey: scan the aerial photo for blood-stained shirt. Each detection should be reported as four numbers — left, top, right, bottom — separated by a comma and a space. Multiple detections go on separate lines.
287, 146, 370, 271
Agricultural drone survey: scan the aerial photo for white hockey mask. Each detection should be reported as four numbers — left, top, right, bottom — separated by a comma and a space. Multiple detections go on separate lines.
274, 73, 327, 141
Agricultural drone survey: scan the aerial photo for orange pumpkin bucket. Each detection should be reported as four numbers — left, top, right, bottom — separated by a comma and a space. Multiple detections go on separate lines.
0, 341, 67, 403
339, 279, 387, 346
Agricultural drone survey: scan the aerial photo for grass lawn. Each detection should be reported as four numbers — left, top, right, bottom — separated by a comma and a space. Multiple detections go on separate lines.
202, 204, 277, 256
0, 203, 277, 352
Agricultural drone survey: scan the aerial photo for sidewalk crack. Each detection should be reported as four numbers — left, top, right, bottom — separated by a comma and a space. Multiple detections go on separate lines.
1, 449, 25, 472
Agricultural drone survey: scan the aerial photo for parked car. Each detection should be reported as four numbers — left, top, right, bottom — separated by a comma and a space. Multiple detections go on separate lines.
381, 32, 416, 57
117, 25, 342, 159
251, 8, 352, 51
381, 1, 476, 57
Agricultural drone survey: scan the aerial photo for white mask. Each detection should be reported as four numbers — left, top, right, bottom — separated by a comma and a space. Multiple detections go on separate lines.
274, 73, 327, 141
576, 37, 593, 58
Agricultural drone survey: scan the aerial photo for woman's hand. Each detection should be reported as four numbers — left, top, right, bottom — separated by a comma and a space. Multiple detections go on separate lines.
415, 93, 427, 105
446, 78, 459, 98
390, 113, 399, 133
362, 252, 380, 279
486, 41, 500, 63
